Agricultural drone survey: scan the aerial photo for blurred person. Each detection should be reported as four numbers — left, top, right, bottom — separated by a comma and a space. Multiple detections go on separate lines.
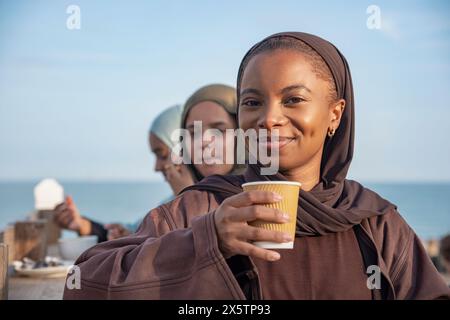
440, 234, 450, 285
54, 105, 190, 241
180, 83, 246, 181
426, 238, 445, 273
56, 84, 245, 241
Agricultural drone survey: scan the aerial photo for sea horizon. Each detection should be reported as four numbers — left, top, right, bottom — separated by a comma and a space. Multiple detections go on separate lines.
0, 180, 449, 241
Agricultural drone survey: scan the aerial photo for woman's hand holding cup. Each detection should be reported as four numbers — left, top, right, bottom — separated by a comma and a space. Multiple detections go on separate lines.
213, 190, 292, 262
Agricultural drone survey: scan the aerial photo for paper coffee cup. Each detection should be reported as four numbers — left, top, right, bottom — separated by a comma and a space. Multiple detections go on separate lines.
242, 181, 301, 249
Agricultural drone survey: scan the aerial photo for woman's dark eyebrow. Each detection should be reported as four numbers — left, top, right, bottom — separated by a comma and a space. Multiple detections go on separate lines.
280, 84, 311, 94
241, 85, 311, 97
240, 88, 262, 96
210, 121, 227, 127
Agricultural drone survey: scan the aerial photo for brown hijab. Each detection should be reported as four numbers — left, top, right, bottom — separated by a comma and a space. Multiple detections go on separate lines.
183, 32, 397, 236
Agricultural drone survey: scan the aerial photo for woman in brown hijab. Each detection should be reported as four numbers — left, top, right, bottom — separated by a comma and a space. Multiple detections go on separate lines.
64, 33, 450, 300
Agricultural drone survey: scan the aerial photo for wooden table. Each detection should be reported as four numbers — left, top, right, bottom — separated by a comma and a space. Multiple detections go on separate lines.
8, 275, 65, 300
6, 244, 67, 300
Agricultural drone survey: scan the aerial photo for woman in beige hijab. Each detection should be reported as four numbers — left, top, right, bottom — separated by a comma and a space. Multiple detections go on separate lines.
180, 83, 245, 183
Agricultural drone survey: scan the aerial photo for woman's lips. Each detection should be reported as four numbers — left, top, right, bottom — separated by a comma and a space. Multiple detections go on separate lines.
258, 137, 296, 150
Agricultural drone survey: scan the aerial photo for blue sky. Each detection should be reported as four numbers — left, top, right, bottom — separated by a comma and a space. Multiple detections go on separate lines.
0, 0, 449, 182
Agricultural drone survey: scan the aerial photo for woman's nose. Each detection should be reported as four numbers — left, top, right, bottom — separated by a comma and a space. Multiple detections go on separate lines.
257, 103, 287, 130
201, 131, 216, 151
154, 159, 164, 172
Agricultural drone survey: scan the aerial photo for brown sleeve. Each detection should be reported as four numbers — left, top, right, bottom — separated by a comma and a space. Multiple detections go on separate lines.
63, 195, 245, 300
369, 210, 450, 300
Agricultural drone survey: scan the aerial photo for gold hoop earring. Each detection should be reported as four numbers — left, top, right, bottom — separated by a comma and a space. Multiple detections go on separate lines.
327, 128, 336, 137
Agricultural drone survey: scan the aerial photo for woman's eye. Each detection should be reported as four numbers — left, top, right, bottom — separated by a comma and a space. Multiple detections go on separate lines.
285, 97, 305, 104
241, 99, 261, 107
157, 153, 168, 161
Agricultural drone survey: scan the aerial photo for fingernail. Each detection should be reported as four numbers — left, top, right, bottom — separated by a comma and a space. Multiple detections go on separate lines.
282, 214, 290, 222
272, 193, 282, 201
282, 234, 292, 242
269, 252, 280, 261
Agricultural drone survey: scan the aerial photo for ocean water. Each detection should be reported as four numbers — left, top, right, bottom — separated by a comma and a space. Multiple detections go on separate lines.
0, 181, 172, 237
0, 181, 449, 240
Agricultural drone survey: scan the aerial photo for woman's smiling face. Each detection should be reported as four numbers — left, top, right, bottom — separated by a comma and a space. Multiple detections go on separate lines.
238, 49, 345, 174
185, 101, 237, 178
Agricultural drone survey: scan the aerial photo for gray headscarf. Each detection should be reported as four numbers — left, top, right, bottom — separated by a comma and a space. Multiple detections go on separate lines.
149, 104, 183, 150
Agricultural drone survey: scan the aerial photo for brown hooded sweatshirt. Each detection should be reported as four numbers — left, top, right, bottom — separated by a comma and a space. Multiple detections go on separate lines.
64, 32, 450, 300
62, 174, 450, 299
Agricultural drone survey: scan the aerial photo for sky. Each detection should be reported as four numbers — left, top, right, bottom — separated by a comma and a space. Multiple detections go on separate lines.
0, 0, 449, 182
